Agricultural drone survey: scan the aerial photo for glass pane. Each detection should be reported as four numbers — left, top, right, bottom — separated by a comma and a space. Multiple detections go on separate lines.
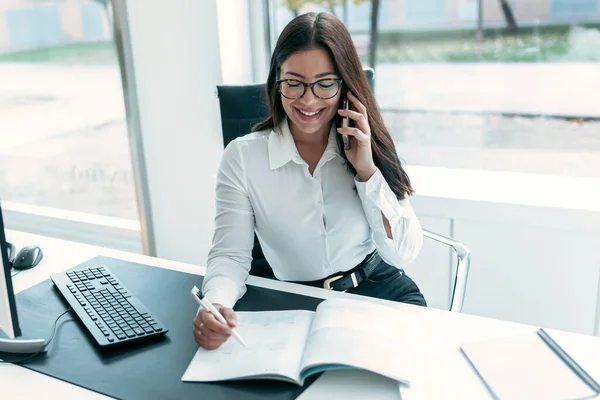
0, 0, 140, 219
270, 0, 600, 178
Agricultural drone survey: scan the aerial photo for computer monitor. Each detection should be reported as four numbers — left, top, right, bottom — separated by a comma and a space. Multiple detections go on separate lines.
0, 200, 21, 339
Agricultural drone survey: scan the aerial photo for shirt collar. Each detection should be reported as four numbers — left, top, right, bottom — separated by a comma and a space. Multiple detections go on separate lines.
268, 118, 341, 171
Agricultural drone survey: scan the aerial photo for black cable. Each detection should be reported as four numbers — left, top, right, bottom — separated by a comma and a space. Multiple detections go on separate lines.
0, 308, 73, 364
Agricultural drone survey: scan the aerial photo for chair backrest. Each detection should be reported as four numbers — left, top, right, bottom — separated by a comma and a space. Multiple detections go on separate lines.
216, 68, 375, 277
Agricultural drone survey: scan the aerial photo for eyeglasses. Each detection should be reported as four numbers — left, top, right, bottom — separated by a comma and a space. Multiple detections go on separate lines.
276, 78, 343, 100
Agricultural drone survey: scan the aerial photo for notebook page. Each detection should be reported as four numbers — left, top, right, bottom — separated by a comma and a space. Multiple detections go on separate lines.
299, 298, 419, 385
182, 310, 314, 382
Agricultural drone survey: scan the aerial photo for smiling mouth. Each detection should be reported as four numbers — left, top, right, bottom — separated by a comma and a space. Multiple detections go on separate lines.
296, 108, 324, 117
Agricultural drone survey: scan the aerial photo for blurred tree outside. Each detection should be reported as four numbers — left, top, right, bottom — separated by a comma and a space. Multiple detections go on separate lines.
499, 0, 518, 34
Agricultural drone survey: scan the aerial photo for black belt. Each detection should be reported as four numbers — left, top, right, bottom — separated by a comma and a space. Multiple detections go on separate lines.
298, 250, 382, 292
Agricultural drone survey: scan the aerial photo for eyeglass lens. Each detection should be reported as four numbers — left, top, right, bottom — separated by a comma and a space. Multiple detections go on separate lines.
280, 79, 340, 99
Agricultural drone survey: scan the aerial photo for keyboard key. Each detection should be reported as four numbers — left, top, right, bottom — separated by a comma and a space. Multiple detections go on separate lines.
124, 330, 136, 338
133, 327, 144, 336
142, 326, 154, 334
150, 324, 162, 332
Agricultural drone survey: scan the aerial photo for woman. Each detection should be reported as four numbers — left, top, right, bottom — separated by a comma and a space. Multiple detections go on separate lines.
194, 12, 426, 350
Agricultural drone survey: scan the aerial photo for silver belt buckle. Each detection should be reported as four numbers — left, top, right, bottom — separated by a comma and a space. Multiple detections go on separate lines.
323, 275, 343, 290
323, 272, 358, 291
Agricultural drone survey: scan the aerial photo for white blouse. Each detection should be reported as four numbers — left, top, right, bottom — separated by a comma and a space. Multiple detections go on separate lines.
202, 119, 423, 308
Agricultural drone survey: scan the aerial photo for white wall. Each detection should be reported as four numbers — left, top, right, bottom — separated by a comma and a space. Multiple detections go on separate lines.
409, 181, 600, 337
120, 0, 224, 265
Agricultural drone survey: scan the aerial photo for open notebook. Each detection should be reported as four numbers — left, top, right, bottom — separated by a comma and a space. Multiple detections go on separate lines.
182, 298, 419, 386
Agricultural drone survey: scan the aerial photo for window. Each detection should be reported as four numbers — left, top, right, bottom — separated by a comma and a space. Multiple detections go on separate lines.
0, 1, 140, 222
269, 0, 600, 178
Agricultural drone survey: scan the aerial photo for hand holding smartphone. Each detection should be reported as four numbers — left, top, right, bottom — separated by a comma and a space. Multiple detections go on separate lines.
342, 95, 351, 150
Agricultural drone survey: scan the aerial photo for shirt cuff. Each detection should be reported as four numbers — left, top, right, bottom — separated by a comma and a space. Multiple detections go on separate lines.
201, 276, 242, 309
355, 168, 407, 228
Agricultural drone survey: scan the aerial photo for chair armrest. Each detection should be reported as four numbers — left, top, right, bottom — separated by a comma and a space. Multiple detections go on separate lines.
423, 229, 471, 313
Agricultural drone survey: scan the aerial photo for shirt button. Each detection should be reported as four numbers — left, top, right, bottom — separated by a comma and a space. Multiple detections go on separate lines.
318, 201, 323, 206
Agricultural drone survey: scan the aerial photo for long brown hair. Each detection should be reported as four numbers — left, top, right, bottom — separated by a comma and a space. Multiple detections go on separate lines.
253, 12, 413, 199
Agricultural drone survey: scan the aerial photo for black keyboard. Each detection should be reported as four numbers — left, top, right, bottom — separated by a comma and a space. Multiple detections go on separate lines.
51, 265, 167, 347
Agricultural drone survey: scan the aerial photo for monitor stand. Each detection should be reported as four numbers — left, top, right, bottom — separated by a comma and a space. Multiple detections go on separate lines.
0, 273, 46, 354
0, 337, 46, 354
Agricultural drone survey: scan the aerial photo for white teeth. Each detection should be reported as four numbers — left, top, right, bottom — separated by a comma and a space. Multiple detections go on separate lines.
299, 109, 320, 116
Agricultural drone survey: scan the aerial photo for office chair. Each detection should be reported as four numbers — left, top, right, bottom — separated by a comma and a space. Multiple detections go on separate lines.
216, 68, 471, 312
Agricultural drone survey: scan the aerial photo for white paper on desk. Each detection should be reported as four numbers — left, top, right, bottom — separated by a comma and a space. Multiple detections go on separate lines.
460, 333, 598, 400
182, 310, 314, 383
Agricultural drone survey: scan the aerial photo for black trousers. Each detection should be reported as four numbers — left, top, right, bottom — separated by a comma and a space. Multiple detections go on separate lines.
294, 258, 427, 307
345, 260, 427, 306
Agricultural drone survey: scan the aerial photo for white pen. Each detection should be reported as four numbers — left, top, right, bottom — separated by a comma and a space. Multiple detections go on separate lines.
190, 286, 248, 348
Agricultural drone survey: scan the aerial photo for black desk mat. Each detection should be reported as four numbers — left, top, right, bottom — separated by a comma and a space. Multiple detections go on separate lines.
6, 256, 325, 399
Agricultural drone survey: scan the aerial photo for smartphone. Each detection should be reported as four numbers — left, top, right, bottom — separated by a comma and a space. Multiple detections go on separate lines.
342, 95, 351, 150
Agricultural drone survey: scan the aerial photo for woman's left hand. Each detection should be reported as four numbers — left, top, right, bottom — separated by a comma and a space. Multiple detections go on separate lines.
337, 91, 377, 181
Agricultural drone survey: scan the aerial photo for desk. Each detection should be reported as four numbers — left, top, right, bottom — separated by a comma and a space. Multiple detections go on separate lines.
2, 230, 600, 400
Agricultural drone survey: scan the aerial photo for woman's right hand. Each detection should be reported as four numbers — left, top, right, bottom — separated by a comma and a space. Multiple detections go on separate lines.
193, 304, 238, 350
